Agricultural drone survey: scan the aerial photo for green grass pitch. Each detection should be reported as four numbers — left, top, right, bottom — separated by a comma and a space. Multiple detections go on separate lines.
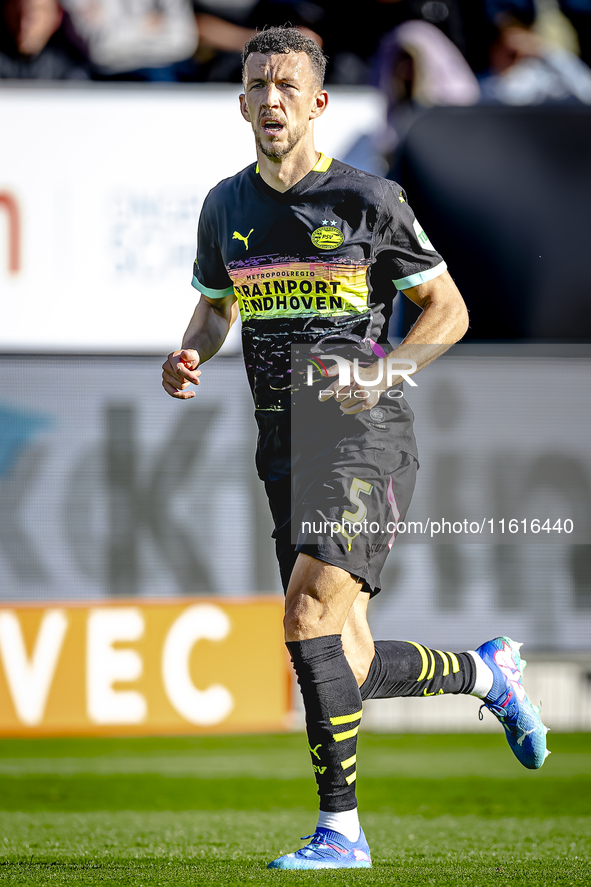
0, 731, 589, 885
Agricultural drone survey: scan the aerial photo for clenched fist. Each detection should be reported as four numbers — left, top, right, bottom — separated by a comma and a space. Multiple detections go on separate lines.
162, 349, 201, 399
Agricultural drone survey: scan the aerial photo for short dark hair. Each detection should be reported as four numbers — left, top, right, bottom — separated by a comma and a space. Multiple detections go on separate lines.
242, 25, 327, 87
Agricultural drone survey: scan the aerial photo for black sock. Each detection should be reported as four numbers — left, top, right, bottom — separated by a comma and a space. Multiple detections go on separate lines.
360, 640, 476, 700
287, 635, 361, 813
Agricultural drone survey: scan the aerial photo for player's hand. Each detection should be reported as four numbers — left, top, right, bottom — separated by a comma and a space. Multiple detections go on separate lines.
162, 349, 201, 399
320, 360, 383, 415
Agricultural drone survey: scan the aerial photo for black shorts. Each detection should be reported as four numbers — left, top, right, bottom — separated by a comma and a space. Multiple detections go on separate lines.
264, 401, 418, 597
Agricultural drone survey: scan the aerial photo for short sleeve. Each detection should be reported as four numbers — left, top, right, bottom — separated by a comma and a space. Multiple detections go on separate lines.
191, 192, 235, 299
375, 182, 447, 291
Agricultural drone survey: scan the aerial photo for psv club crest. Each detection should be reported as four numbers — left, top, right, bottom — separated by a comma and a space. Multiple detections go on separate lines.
311, 220, 344, 250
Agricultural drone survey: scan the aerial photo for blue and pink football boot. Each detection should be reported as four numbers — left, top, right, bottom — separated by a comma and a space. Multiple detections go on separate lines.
267, 827, 372, 870
475, 636, 550, 769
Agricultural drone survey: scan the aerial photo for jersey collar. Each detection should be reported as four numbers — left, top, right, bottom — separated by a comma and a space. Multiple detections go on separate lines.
255, 153, 332, 175
253, 154, 333, 201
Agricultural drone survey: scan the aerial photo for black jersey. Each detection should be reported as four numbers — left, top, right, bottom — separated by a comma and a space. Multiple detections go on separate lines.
191, 154, 446, 479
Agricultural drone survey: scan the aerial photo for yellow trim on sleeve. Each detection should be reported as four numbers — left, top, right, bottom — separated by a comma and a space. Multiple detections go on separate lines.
345, 771, 357, 785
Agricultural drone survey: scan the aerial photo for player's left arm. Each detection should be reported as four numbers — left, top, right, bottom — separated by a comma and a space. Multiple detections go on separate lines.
329, 270, 469, 414
395, 267, 470, 363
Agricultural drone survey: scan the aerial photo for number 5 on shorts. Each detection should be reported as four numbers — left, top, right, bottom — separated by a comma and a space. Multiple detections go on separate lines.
338, 478, 373, 551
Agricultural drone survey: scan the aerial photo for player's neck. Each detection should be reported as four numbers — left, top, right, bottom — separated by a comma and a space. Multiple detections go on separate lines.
256, 144, 320, 193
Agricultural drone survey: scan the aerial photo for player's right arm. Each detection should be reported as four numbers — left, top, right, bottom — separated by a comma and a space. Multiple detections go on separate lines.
163, 186, 238, 400
161, 293, 238, 400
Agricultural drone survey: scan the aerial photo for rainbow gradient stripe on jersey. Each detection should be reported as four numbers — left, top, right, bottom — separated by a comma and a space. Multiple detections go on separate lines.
229, 261, 371, 320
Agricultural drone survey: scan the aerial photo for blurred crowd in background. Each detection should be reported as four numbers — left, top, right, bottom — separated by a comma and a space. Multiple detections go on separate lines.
2, 0, 591, 178
1, 0, 590, 104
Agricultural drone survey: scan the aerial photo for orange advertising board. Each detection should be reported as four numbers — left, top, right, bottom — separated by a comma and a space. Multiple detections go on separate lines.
0, 598, 292, 736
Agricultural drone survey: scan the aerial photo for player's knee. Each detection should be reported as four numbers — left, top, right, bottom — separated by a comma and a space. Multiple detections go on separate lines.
283, 593, 329, 641
283, 601, 313, 641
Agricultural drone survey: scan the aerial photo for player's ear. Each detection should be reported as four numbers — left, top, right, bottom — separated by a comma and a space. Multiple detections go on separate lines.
239, 93, 251, 122
310, 88, 328, 120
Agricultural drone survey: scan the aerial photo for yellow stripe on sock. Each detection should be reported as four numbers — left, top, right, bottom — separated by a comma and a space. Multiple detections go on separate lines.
340, 754, 356, 770
448, 652, 460, 673
330, 709, 362, 726
426, 646, 436, 680
333, 726, 359, 742
406, 641, 429, 681
436, 650, 450, 677
345, 771, 357, 785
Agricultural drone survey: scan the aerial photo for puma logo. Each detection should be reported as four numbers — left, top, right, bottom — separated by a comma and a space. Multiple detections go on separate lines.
233, 228, 254, 250
516, 726, 536, 746
309, 742, 322, 760
423, 688, 444, 697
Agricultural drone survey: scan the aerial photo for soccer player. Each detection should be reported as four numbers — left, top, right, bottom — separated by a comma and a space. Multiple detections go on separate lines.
161, 26, 549, 870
